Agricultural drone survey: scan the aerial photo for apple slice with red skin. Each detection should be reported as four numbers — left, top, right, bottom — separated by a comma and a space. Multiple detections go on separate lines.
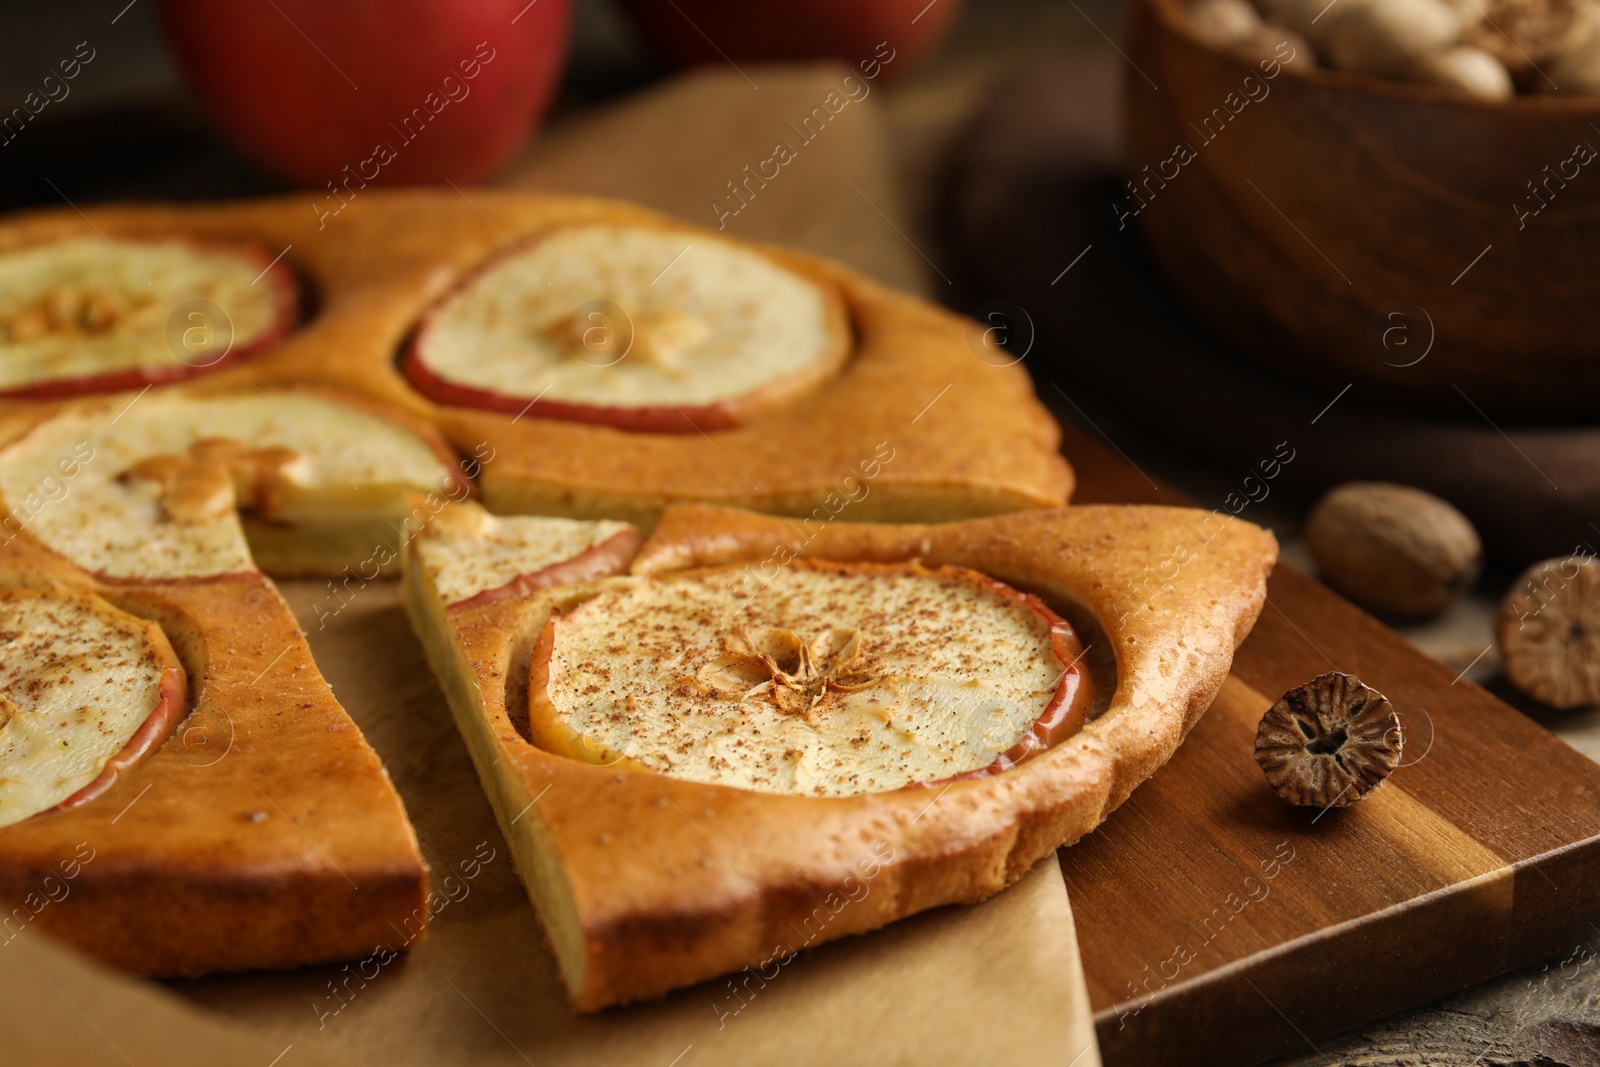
0, 238, 300, 401
404, 353, 845, 434
401, 227, 850, 434
447, 527, 644, 612
523, 562, 1097, 788
402, 350, 753, 434
54, 645, 190, 813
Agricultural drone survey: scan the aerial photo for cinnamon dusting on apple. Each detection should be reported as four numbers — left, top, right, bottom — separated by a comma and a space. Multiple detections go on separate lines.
403, 224, 848, 430
531, 559, 1094, 796
0, 237, 299, 399
0, 587, 188, 828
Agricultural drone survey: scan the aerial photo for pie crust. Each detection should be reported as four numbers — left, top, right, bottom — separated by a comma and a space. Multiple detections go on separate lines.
402, 502, 1277, 1010
0, 191, 1073, 527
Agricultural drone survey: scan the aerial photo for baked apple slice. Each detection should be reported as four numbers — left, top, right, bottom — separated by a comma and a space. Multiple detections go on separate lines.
410, 502, 641, 610
0, 387, 461, 579
527, 559, 1093, 793
402, 224, 850, 432
0, 586, 187, 828
0, 236, 298, 399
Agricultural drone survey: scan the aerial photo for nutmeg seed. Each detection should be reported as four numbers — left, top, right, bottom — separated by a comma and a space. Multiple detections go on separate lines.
1226, 0, 1600, 94
1323, 0, 1464, 77
1256, 0, 1342, 46
1541, 28, 1600, 92
1304, 482, 1482, 617
1496, 555, 1600, 708
1231, 24, 1317, 64
1188, 0, 1266, 44
1256, 672, 1404, 807
1408, 44, 1516, 97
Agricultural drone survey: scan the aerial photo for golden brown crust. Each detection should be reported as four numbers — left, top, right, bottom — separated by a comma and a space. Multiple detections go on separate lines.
405, 503, 1276, 1011
0, 191, 1072, 526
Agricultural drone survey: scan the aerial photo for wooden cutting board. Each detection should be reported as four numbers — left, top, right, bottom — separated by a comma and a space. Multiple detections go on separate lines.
1053, 417, 1600, 1067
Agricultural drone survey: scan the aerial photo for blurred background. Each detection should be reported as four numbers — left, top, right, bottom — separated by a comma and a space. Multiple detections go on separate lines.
0, 0, 1101, 207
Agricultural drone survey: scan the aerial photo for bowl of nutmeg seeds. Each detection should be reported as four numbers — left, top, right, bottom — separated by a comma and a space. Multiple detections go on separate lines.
1125, 0, 1600, 417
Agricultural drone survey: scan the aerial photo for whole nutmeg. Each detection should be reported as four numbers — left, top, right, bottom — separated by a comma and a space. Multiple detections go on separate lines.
1257, 0, 1342, 46
1187, 0, 1265, 45
1256, 672, 1404, 807
1305, 482, 1482, 617
1231, 24, 1317, 65
1323, 0, 1464, 78
1496, 555, 1600, 708
1409, 44, 1516, 96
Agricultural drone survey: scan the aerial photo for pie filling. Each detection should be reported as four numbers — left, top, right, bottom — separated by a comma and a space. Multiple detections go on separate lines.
0, 391, 457, 579
403, 224, 845, 431
0, 588, 188, 828
413, 505, 641, 609
528, 559, 1093, 797
0, 236, 298, 397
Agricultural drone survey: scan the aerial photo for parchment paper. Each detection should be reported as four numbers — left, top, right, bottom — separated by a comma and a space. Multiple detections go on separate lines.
0, 65, 1099, 1067
502, 64, 931, 296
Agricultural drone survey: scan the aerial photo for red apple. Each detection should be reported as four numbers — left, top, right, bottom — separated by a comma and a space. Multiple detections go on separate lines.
157, 0, 571, 187
617, 0, 964, 78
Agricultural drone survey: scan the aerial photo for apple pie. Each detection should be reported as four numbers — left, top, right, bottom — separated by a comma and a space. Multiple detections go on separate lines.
403, 223, 851, 433
0, 190, 1272, 1014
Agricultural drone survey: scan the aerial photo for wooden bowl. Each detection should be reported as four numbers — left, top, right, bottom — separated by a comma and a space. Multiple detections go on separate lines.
1126, 0, 1600, 418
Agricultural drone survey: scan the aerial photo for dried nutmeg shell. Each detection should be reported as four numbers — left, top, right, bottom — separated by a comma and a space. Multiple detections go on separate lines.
1255, 672, 1404, 808
1496, 555, 1600, 709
